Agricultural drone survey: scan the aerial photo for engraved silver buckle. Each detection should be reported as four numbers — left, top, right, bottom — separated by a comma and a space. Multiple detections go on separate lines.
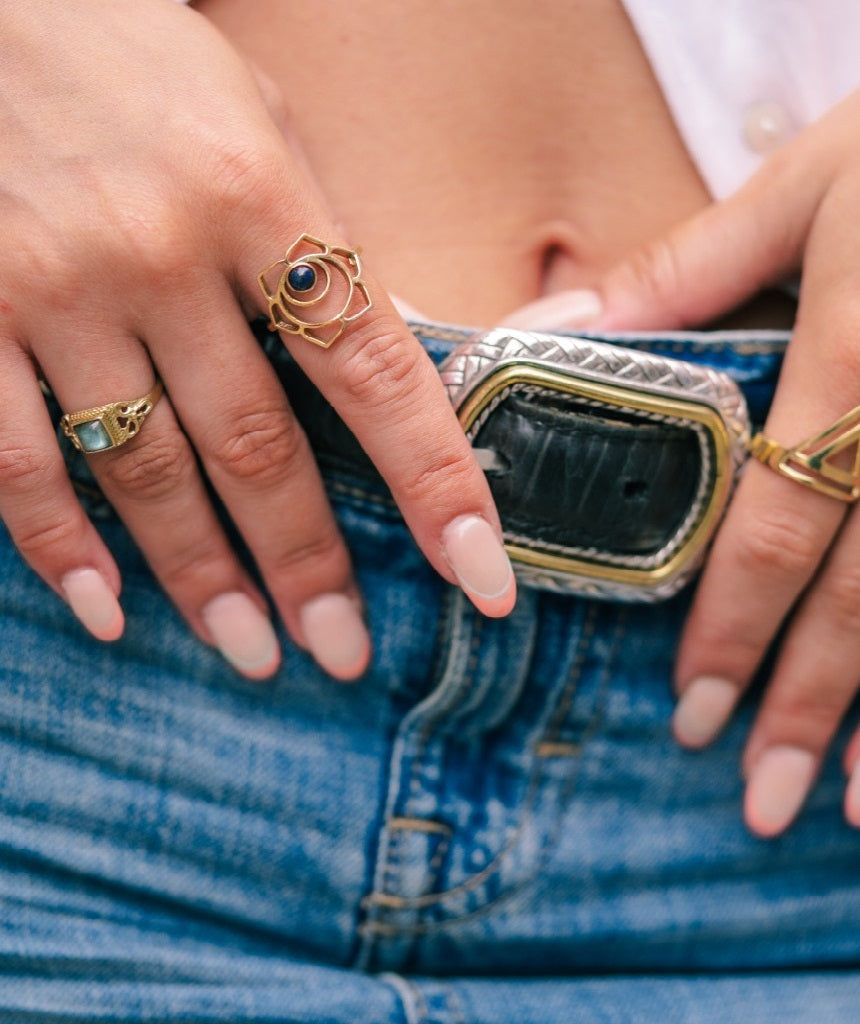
440, 329, 750, 601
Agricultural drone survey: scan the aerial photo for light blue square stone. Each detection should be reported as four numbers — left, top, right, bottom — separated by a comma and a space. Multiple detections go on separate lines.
74, 419, 113, 452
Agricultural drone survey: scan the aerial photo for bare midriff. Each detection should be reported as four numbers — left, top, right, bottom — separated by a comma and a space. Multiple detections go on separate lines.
196, 0, 784, 327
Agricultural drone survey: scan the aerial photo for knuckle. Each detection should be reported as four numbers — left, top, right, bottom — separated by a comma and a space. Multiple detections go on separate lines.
102, 433, 194, 502
339, 325, 424, 410
209, 406, 305, 486
732, 508, 822, 578
15, 512, 85, 562
398, 443, 477, 507
109, 205, 195, 286
157, 537, 230, 595
768, 685, 845, 741
206, 142, 295, 225
0, 442, 54, 490
819, 568, 860, 631
270, 528, 349, 583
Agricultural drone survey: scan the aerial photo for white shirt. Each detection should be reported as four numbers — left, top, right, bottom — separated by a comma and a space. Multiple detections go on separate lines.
620, 0, 860, 197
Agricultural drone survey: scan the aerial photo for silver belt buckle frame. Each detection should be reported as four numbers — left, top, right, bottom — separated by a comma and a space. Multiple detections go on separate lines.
439, 328, 751, 601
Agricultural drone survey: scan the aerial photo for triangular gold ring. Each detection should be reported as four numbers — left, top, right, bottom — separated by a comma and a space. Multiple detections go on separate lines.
749, 405, 860, 502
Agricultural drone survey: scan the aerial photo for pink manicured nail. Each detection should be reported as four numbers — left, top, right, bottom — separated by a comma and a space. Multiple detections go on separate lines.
845, 762, 860, 828
299, 593, 371, 681
60, 568, 124, 642
201, 592, 279, 680
745, 746, 817, 838
443, 514, 515, 615
500, 289, 603, 330
672, 676, 738, 748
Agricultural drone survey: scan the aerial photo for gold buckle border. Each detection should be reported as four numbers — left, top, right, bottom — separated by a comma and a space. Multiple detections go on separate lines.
457, 362, 733, 589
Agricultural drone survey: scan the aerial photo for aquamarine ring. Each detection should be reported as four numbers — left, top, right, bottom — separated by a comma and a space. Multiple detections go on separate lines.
60, 379, 164, 454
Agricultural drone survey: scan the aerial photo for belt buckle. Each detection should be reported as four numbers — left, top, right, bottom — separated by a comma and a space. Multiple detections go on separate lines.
439, 328, 751, 601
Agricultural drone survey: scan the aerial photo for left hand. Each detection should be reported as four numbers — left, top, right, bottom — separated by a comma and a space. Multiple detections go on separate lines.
501, 88, 860, 838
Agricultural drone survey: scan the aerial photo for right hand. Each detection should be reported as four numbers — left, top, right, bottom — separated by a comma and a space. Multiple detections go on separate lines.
0, 0, 515, 681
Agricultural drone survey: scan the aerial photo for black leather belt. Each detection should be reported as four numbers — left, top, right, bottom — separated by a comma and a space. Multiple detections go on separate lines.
256, 323, 750, 601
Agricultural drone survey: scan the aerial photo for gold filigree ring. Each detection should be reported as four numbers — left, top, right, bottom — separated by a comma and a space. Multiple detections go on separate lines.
257, 234, 373, 349
748, 405, 860, 502
61, 380, 164, 455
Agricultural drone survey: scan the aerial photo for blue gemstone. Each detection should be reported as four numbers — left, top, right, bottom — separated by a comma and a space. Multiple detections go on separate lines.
287, 264, 316, 292
74, 419, 113, 452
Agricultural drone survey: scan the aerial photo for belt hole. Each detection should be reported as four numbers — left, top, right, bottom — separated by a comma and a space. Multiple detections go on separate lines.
622, 479, 648, 499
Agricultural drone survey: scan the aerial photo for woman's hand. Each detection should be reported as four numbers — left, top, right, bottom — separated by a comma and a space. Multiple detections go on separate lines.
503, 90, 860, 837
0, 0, 515, 681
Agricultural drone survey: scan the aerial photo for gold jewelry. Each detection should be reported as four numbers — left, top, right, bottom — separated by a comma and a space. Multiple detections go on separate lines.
257, 233, 372, 348
61, 380, 164, 454
748, 405, 860, 502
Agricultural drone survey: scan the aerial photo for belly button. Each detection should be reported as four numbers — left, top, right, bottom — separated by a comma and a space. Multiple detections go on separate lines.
531, 221, 591, 296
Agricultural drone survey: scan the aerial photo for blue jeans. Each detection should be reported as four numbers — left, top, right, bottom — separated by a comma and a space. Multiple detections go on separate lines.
2, 323, 858, 1022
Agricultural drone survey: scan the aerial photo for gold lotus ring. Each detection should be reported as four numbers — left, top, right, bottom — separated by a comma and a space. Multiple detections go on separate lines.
748, 404, 860, 502
257, 233, 373, 349
60, 379, 164, 455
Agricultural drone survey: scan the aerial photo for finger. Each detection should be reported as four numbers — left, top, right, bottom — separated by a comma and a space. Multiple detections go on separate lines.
39, 329, 280, 680
147, 286, 371, 681
737, 506, 860, 837
673, 173, 860, 830
232, 204, 516, 618
844, 729, 860, 828
590, 127, 837, 332
670, 467, 843, 747
0, 343, 123, 641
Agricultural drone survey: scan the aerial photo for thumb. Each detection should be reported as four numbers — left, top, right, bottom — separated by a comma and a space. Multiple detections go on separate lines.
594, 150, 826, 331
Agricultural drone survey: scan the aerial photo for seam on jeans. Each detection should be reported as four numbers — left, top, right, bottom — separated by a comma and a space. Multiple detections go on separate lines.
379, 972, 423, 1024
361, 607, 627, 936
379, 973, 465, 1024
326, 477, 399, 514
411, 323, 468, 344
389, 816, 453, 836
363, 603, 595, 914
424, 831, 452, 901
534, 603, 597, 751
355, 585, 461, 968
383, 612, 484, 907
445, 985, 467, 1024
378, 590, 460, 905
410, 978, 430, 1024
413, 321, 789, 355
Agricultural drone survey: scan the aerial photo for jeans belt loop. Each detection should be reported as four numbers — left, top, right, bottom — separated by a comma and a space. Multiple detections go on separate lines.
439, 328, 751, 601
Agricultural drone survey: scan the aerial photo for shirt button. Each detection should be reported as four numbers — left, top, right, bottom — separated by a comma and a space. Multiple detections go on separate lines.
743, 101, 796, 154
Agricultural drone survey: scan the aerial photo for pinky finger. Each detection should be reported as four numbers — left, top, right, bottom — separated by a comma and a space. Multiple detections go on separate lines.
0, 350, 123, 641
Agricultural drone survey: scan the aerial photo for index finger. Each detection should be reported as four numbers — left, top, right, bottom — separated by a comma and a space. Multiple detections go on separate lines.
236, 221, 515, 617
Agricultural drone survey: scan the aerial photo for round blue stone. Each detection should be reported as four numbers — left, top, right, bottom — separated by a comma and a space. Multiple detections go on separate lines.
287, 264, 316, 292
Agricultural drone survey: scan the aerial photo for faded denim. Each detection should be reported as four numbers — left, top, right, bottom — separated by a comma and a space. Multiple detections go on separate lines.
1, 322, 858, 1022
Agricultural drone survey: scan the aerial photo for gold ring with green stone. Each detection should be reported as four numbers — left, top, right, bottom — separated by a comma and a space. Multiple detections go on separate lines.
60, 379, 164, 454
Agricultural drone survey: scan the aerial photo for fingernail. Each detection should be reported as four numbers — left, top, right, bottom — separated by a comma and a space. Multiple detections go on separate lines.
745, 746, 817, 838
672, 676, 738, 748
201, 592, 279, 679
845, 762, 860, 828
443, 514, 515, 615
500, 289, 603, 330
61, 568, 124, 642
299, 593, 371, 681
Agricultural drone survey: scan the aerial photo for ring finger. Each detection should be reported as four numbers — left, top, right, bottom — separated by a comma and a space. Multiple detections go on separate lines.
39, 327, 281, 680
